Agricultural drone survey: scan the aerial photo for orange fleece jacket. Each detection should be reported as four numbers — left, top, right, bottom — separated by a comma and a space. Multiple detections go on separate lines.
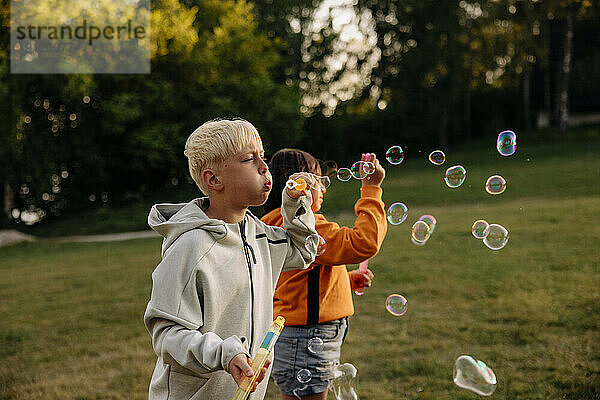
261, 185, 387, 326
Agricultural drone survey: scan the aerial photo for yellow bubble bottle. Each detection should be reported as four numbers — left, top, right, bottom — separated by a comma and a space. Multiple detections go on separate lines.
231, 316, 286, 400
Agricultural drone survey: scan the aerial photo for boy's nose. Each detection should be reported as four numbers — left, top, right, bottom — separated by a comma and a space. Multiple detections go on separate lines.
258, 159, 269, 174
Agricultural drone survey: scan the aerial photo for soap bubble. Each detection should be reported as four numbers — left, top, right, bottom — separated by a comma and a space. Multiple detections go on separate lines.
306, 233, 327, 256
497, 130, 517, 156
411, 220, 431, 243
453, 355, 497, 396
297, 368, 312, 384
362, 161, 376, 175
444, 165, 466, 188
472, 220, 489, 239
337, 168, 352, 182
418, 214, 437, 234
329, 363, 359, 400
386, 294, 407, 316
485, 175, 506, 195
350, 161, 369, 180
386, 146, 404, 165
483, 224, 509, 250
411, 236, 427, 246
307, 337, 324, 354
386, 202, 408, 225
428, 150, 446, 165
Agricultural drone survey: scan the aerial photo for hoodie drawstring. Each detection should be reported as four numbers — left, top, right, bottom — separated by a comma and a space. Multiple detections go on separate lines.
239, 218, 256, 351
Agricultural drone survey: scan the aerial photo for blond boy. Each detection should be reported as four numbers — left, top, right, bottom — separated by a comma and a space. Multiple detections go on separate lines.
144, 119, 318, 400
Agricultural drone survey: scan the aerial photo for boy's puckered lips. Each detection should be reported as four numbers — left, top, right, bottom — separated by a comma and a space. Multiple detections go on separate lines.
264, 180, 272, 191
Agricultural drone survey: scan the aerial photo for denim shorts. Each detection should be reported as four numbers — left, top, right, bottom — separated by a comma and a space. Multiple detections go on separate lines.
271, 318, 348, 396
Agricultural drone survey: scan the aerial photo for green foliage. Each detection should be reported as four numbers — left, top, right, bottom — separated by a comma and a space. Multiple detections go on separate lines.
2, 0, 303, 226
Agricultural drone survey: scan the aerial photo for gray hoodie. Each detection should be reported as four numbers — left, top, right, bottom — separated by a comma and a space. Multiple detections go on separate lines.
144, 192, 317, 400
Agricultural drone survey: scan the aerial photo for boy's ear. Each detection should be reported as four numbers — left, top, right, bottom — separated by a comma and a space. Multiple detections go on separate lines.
202, 169, 224, 192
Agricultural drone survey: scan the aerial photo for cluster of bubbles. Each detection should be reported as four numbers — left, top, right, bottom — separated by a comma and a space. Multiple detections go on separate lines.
337, 160, 376, 181
411, 214, 437, 246
302, 132, 517, 397
453, 355, 497, 396
472, 220, 509, 251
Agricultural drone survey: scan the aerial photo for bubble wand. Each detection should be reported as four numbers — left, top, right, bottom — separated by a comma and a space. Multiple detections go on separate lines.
231, 316, 285, 400
354, 259, 369, 296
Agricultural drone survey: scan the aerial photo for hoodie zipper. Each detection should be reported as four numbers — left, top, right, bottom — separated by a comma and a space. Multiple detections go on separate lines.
239, 218, 257, 352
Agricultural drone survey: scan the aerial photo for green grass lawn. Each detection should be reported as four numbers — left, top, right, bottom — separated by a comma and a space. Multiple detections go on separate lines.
2, 130, 599, 399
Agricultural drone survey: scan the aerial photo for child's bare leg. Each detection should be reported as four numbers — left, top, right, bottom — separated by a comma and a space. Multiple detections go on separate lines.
281, 391, 327, 400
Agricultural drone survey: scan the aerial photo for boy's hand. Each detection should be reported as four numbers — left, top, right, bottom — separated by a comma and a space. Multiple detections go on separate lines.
350, 267, 374, 289
286, 172, 316, 199
228, 353, 271, 392
361, 153, 385, 187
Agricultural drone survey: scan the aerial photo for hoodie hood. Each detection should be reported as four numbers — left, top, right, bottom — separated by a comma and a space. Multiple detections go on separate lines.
148, 197, 227, 256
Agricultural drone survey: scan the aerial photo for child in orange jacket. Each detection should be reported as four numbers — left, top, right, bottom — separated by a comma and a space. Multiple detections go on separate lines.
261, 148, 387, 400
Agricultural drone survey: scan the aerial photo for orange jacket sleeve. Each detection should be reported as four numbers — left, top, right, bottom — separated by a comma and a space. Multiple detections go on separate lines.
314, 185, 388, 266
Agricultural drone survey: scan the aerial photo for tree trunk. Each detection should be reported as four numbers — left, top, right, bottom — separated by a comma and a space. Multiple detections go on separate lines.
523, 67, 531, 132
438, 102, 449, 149
3, 181, 15, 224
543, 19, 552, 126
558, 8, 574, 135
464, 76, 472, 141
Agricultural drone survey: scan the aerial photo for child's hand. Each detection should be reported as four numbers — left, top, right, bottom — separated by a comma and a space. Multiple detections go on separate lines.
350, 267, 374, 289
286, 172, 316, 199
361, 153, 385, 187
228, 354, 272, 392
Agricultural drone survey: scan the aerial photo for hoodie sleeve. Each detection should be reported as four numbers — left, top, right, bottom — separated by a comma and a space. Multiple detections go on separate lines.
143, 235, 250, 376
279, 190, 318, 271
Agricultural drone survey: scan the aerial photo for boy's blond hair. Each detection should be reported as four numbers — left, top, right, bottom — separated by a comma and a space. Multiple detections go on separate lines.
184, 118, 263, 194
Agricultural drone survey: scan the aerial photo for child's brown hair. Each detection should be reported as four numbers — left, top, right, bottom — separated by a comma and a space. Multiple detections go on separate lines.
263, 148, 321, 214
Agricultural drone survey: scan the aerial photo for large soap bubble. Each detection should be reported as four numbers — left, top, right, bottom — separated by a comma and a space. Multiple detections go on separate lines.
453, 355, 497, 396
482, 224, 509, 250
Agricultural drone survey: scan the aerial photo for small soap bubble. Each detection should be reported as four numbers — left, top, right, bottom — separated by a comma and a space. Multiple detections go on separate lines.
444, 165, 466, 188
337, 168, 352, 182
418, 214, 437, 234
497, 130, 517, 156
411, 220, 430, 243
485, 175, 506, 195
482, 224, 509, 250
428, 150, 446, 165
386, 146, 404, 165
362, 161, 376, 175
453, 355, 497, 396
471, 220, 489, 239
386, 202, 408, 225
307, 337, 324, 354
297, 368, 312, 384
306, 233, 327, 256
386, 294, 407, 316
350, 161, 368, 179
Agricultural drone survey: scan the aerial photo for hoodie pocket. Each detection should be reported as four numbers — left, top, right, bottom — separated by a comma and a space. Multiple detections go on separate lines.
168, 368, 209, 399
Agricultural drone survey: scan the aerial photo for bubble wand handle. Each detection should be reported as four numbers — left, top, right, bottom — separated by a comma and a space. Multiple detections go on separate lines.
231, 316, 286, 400
354, 259, 369, 296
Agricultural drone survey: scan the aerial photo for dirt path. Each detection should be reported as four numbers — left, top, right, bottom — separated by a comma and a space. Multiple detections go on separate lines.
0, 229, 158, 248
